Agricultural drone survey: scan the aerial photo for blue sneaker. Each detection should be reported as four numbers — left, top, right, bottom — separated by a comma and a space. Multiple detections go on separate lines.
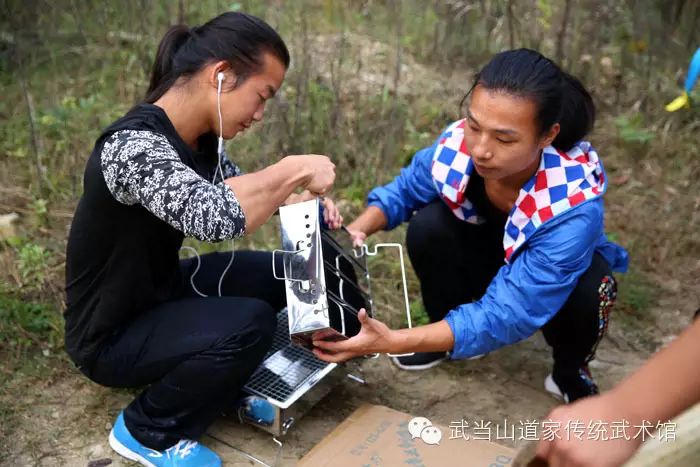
108, 411, 221, 467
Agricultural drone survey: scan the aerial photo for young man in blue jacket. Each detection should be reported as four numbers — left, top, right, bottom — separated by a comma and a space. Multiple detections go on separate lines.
312, 49, 628, 403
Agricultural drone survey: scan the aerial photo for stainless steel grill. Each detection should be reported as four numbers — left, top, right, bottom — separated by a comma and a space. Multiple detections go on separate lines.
244, 308, 334, 406
241, 199, 413, 437
274, 199, 373, 348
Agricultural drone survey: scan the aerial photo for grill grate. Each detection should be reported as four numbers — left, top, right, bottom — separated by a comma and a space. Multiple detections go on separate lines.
243, 309, 331, 404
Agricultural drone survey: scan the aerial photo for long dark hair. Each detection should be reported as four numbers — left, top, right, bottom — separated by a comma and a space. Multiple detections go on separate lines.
144, 12, 290, 103
462, 49, 595, 151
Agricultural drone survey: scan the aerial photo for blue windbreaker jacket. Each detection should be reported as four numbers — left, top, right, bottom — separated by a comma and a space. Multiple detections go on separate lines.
367, 120, 629, 359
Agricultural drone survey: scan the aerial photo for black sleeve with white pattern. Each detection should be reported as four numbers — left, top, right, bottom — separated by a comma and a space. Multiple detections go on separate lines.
219, 151, 243, 179
100, 130, 246, 242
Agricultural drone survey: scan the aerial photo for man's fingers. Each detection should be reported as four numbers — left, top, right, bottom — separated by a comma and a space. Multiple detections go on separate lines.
321, 199, 343, 230
331, 209, 341, 228
312, 348, 337, 362
312, 338, 351, 352
535, 438, 552, 462
352, 231, 366, 247
312, 348, 352, 363
547, 452, 564, 467
358, 308, 369, 324
311, 339, 336, 350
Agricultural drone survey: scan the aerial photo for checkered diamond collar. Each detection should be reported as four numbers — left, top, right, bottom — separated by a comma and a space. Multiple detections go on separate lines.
430, 119, 607, 263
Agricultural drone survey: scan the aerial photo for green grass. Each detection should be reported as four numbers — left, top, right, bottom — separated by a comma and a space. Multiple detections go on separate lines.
409, 300, 431, 327
1, 3, 699, 460
1, 0, 698, 382
0, 288, 62, 361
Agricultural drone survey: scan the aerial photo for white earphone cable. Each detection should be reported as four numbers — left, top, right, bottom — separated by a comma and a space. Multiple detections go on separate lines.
215, 73, 226, 184
218, 239, 235, 297
180, 71, 236, 298
180, 246, 207, 298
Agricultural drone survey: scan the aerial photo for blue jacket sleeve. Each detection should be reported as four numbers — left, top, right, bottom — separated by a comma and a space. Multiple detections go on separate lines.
444, 200, 604, 359
366, 143, 440, 230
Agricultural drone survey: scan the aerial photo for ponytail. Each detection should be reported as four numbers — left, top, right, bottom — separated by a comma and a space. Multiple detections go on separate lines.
142, 12, 290, 104
553, 71, 595, 151
145, 24, 191, 103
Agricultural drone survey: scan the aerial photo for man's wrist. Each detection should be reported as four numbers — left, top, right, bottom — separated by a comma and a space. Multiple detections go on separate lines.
346, 220, 362, 232
604, 387, 654, 439
386, 328, 407, 354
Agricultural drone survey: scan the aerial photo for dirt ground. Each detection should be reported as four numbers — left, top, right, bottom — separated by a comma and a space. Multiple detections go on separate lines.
2, 28, 698, 467
3, 285, 696, 467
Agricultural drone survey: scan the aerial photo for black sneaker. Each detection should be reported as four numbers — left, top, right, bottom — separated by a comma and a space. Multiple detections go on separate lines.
545, 364, 599, 403
391, 351, 447, 371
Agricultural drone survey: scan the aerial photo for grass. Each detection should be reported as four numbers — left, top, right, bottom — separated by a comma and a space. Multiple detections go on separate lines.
1, 0, 699, 458
2, 0, 697, 368
2, 0, 697, 363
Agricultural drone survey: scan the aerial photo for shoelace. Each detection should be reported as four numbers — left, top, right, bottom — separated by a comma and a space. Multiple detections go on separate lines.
146, 440, 198, 459
169, 440, 198, 459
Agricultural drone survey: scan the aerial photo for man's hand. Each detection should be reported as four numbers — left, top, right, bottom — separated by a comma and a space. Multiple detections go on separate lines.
535, 391, 644, 467
321, 197, 343, 230
312, 309, 394, 362
345, 228, 367, 247
283, 154, 336, 196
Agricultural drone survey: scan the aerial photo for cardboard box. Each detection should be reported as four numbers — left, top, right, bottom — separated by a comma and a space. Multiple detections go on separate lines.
299, 404, 517, 466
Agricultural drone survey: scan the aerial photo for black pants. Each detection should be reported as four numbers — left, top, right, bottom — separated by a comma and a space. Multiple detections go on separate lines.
406, 200, 616, 377
84, 250, 286, 450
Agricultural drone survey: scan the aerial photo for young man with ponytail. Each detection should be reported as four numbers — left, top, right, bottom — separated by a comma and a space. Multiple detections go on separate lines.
64, 12, 339, 467
314, 49, 629, 405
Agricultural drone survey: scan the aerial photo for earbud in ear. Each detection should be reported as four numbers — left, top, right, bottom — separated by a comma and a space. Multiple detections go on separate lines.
216, 71, 225, 161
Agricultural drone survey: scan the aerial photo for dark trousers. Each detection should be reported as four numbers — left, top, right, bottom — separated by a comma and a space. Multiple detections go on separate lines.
406, 200, 616, 375
84, 250, 286, 450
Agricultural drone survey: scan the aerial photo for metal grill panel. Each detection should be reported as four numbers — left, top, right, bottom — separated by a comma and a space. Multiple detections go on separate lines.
243, 309, 332, 404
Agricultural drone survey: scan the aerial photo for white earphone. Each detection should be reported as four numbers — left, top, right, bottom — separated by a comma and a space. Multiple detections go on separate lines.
216, 72, 225, 160
182, 69, 235, 298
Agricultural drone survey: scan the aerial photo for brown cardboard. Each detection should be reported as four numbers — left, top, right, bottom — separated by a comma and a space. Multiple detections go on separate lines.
299, 404, 517, 467
512, 440, 548, 467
